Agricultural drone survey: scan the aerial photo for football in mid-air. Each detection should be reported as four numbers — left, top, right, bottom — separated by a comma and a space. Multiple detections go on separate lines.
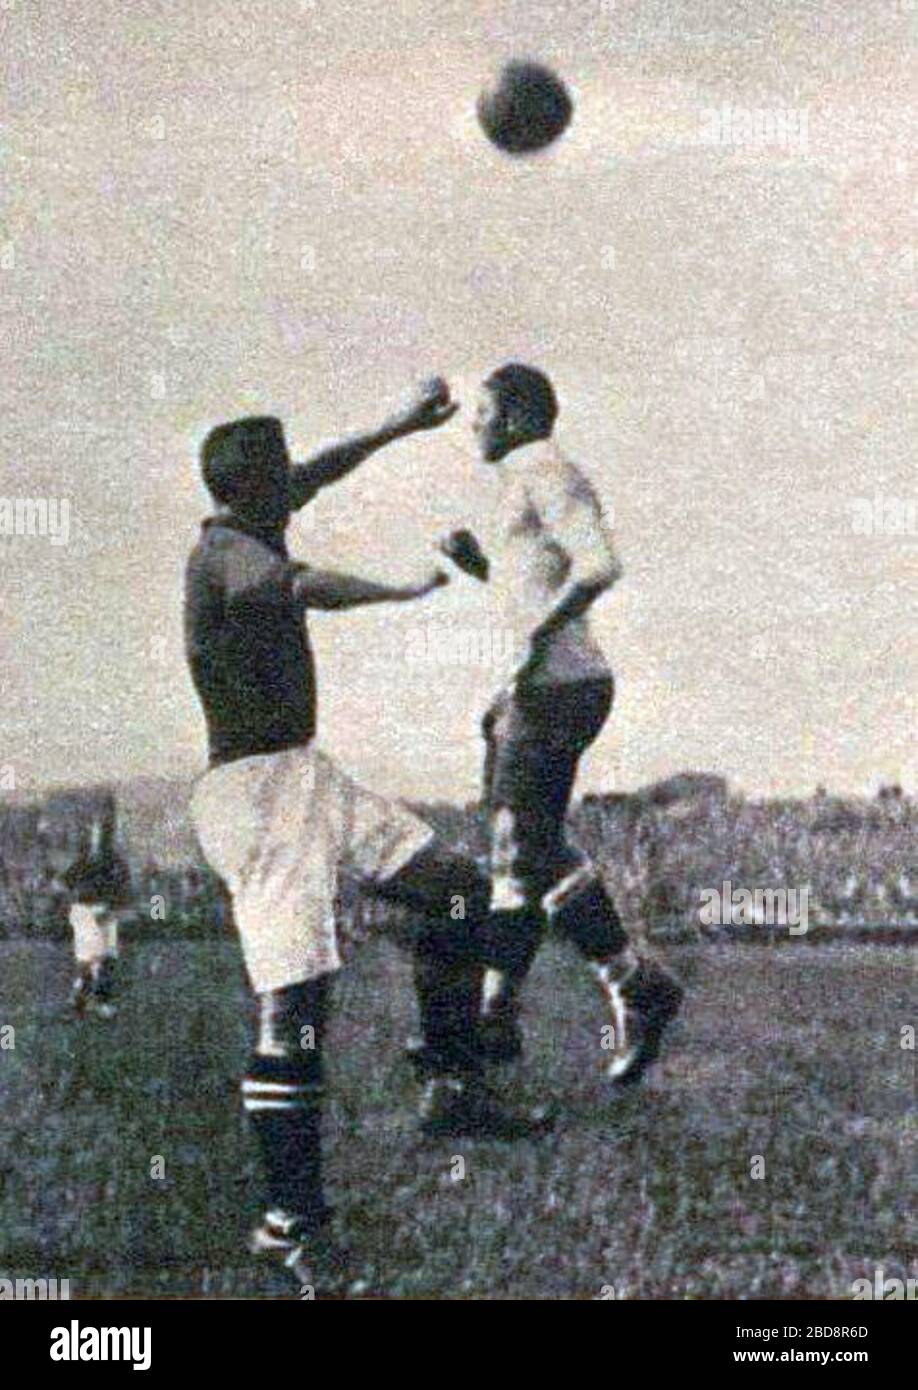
477, 61, 573, 155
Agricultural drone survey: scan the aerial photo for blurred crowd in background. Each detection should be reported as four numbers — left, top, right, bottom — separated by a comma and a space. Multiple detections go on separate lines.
0, 778, 914, 943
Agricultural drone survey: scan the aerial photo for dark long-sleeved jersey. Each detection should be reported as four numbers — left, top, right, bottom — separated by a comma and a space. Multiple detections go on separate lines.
184, 514, 317, 766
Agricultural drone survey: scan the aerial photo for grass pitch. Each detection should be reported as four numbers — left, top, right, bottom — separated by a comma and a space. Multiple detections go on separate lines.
0, 938, 914, 1299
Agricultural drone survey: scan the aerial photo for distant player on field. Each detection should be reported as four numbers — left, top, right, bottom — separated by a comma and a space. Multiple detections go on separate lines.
184, 386, 548, 1287
438, 363, 683, 1082
63, 803, 132, 1020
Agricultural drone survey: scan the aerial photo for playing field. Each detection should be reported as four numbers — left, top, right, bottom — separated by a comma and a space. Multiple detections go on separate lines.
0, 939, 913, 1299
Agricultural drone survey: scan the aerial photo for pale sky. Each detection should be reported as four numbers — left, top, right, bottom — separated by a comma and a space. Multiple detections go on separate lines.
1, 0, 914, 804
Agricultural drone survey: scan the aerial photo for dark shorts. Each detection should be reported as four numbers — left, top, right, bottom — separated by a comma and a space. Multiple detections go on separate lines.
482, 676, 614, 897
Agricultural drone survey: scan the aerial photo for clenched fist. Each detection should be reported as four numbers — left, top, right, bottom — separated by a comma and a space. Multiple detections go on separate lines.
392, 376, 459, 434
439, 528, 490, 583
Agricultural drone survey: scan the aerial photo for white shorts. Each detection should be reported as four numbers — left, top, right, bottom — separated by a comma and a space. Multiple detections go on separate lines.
190, 744, 434, 994
70, 904, 119, 964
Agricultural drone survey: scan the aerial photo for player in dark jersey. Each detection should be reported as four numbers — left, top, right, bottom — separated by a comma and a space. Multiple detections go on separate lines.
185, 384, 548, 1289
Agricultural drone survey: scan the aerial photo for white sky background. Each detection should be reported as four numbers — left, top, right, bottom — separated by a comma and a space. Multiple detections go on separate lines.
0, 0, 914, 802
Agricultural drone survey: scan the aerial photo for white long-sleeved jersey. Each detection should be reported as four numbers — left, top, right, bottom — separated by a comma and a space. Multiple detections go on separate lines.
489, 438, 621, 686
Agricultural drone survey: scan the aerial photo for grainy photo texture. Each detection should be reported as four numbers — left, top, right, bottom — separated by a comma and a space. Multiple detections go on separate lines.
0, 0, 914, 1315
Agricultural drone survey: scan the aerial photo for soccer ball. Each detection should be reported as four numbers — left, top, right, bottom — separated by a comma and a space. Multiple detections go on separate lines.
477, 61, 573, 156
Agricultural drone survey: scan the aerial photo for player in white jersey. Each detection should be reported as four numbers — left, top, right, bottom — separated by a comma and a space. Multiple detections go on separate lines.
438, 363, 683, 1085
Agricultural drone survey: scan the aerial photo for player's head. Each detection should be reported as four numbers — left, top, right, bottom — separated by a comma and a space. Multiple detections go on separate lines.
475, 363, 558, 462
201, 416, 291, 528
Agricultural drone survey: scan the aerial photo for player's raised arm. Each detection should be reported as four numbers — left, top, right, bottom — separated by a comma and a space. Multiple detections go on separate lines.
288, 377, 458, 510
290, 563, 449, 611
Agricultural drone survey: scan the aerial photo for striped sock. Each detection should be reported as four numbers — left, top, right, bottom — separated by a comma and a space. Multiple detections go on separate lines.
242, 1055, 327, 1226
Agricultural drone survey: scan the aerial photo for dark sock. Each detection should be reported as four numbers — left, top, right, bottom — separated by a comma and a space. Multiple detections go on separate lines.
412, 956, 483, 1077
243, 976, 331, 1225
546, 872, 630, 961
243, 1055, 326, 1223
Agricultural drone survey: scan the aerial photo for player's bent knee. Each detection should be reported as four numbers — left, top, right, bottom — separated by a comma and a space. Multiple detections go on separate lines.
254, 975, 332, 1065
382, 846, 493, 963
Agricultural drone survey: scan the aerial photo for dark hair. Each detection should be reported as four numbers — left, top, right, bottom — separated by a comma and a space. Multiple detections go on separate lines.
200, 416, 289, 507
484, 363, 558, 436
